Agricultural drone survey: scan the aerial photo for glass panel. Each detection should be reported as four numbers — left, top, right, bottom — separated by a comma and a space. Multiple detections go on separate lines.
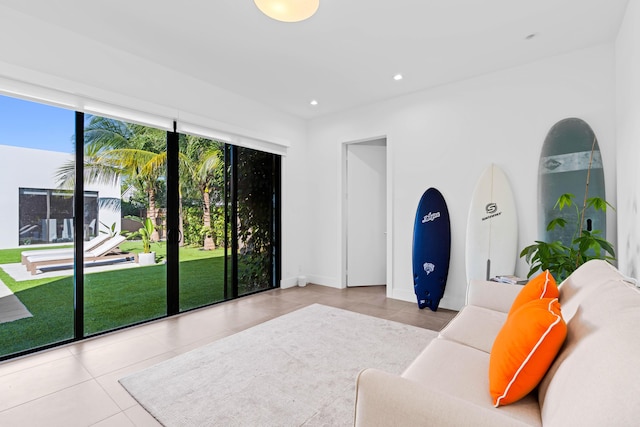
225, 145, 233, 299
82, 115, 167, 335
178, 134, 226, 311
0, 95, 75, 359
236, 146, 279, 296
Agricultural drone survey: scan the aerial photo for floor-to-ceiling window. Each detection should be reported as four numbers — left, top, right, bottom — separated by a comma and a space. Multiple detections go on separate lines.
0, 95, 76, 357
177, 136, 281, 310
81, 114, 169, 335
177, 134, 226, 311
0, 94, 281, 360
231, 146, 281, 298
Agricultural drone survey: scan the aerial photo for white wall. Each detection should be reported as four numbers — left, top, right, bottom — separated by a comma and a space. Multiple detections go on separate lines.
615, 0, 640, 279
0, 145, 121, 249
307, 45, 617, 310
0, 5, 309, 286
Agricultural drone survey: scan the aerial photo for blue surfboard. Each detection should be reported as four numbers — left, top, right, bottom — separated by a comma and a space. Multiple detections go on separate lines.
412, 188, 451, 311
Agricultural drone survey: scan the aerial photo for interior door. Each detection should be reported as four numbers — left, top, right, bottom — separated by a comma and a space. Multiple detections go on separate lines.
346, 141, 387, 287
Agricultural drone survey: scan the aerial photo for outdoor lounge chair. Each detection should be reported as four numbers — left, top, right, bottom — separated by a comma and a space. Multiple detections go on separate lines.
18, 224, 39, 237
20, 234, 111, 265
24, 235, 135, 275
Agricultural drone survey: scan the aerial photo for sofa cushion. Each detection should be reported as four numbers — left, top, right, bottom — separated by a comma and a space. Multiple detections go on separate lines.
439, 305, 507, 353
509, 270, 558, 316
490, 298, 566, 407
538, 271, 640, 426
557, 259, 620, 319
402, 338, 542, 425
355, 368, 539, 427
467, 279, 523, 313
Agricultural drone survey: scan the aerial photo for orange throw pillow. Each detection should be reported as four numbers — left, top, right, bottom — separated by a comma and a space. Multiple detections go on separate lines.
508, 270, 558, 316
489, 298, 567, 407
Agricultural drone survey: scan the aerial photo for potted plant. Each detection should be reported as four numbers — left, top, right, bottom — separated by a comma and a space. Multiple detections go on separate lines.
123, 215, 156, 266
520, 193, 615, 281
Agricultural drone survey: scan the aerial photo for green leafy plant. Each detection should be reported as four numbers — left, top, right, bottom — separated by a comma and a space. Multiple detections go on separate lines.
520, 193, 615, 281
100, 221, 118, 237
122, 215, 155, 253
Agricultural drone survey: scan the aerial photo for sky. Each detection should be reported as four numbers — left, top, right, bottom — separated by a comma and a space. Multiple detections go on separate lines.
0, 94, 76, 153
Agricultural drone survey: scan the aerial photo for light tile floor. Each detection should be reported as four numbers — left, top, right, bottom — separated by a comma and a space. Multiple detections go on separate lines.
0, 284, 457, 426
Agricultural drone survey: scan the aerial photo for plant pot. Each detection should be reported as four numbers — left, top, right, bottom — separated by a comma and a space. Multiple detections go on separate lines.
138, 251, 156, 266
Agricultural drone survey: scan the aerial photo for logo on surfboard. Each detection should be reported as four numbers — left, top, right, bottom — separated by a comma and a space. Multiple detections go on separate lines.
423, 262, 435, 275
422, 211, 441, 223
482, 203, 502, 221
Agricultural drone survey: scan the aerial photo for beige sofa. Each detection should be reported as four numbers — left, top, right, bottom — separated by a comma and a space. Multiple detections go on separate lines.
354, 260, 640, 426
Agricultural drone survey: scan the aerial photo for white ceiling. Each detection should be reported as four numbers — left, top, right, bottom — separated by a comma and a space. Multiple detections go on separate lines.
0, 0, 630, 120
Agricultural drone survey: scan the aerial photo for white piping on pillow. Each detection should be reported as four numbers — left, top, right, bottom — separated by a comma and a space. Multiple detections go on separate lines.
538, 270, 551, 298
494, 297, 562, 407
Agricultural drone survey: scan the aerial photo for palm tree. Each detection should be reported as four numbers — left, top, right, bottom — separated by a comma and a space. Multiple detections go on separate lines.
57, 116, 167, 241
182, 135, 224, 250
56, 118, 128, 190
57, 115, 224, 250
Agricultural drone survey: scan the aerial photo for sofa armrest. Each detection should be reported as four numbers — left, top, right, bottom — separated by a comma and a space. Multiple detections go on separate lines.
354, 368, 533, 427
466, 279, 522, 313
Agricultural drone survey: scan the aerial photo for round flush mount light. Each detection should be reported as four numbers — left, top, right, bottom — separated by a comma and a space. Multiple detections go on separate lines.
310, 99, 318, 106
254, 0, 320, 23
393, 74, 403, 81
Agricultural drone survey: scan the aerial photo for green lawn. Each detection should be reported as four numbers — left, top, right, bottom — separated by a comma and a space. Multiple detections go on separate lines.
0, 243, 226, 358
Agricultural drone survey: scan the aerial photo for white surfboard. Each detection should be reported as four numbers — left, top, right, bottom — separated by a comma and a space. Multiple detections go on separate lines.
465, 164, 518, 283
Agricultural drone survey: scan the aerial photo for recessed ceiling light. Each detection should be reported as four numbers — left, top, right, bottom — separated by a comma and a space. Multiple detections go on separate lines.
525, 33, 537, 40
393, 74, 403, 81
310, 99, 318, 106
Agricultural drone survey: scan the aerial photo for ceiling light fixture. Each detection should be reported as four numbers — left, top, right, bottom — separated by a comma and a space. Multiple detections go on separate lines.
254, 0, 319, 23
310, 99, 318, 106
393, 74, 403, 81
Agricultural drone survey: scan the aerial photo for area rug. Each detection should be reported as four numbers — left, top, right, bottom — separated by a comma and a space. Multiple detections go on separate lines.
0, 279, 32, 324
120, 303, 437, 426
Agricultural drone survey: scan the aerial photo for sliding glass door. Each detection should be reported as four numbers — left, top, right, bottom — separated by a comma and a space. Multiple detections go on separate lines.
0, 94, 281, 361
81, 115, 168, 335
178, 138, 280, 309
228, 146, 281, 298
0, 95, 76, 357
177, 134, 226, 311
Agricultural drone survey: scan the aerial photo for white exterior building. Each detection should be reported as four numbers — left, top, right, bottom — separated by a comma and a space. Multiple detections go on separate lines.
0, 144, 121, 250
